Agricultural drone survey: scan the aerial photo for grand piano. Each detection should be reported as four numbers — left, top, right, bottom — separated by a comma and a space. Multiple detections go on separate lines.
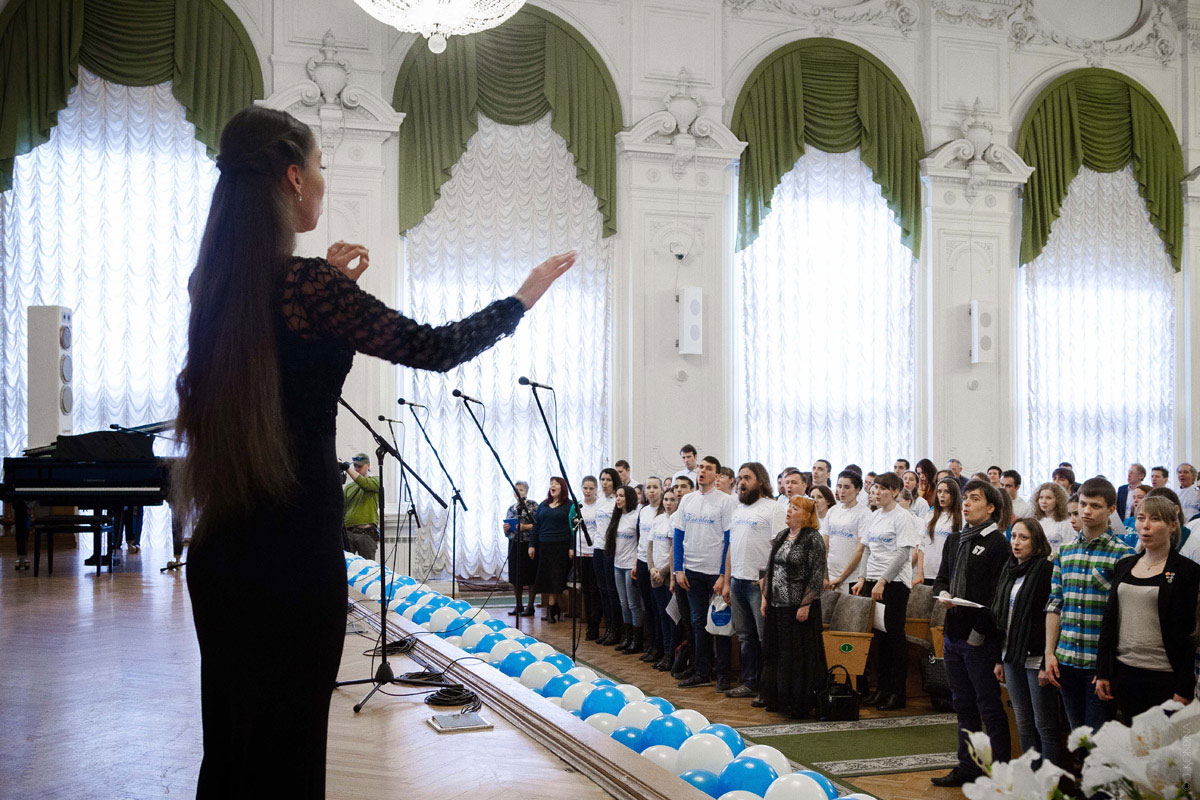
1, 422, 175, 574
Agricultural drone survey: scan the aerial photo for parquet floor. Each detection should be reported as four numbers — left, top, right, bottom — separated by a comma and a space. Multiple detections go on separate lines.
0, 542, 608, 800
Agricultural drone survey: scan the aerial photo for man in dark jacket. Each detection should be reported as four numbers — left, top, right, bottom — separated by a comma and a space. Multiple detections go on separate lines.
930, 479, 1012, 787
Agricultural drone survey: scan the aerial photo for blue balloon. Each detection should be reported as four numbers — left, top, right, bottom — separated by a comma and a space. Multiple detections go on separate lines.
541, 653, 574, 673
718, 757, 779, 797
679, 769, 721, 798
516, 636, 538, 647
402, 589, 429, 605
640, 714, 692, 749
474, 633, 505, 654
500, 650, 537, 677
482, 619, 507, 633
580, 686, 627, 719
540, 674, 579, 698
610, 726, 644, 752
796, 770, 839, 800
411, 605, 436, 626
445, 615, 474, 636
699, 723, 745, 755
570, 709, 582, 717
591, 678, 617, 687
643, 696, 675, 715
424, 595, 451, 610
395, 574, 416, 586
447, 599, 471, 613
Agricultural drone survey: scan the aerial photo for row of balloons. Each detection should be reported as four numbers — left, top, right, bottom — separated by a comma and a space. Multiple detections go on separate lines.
345, 556, 880, 800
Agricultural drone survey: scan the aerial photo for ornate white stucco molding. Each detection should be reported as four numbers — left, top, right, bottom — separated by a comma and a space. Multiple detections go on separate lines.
616, 70, 746, 178
724, 0, 920, 38
921, 100, 1033, 204
1007, 0, 1179, 66
931, 0, 1011, 28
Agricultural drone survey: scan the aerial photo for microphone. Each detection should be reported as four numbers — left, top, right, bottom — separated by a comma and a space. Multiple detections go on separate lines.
452, 388, 484, 405
377, 415, 403, 423
397, 398, 427, 409
518, 376, 553, 391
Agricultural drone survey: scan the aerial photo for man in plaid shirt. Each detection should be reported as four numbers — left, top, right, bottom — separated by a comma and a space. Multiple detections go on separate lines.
1042, 477, 1134, 732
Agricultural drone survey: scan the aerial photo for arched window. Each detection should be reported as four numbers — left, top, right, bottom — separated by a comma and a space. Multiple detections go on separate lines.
393, 8, 620, 578
731, 39, 923, 471
1016, 70, 1182, 481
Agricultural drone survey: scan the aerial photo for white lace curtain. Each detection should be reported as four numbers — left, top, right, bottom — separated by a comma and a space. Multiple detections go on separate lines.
734, 148, 917, 474
1018, 165, 1176, 484
402, 113, 611, 580
0, 69, 214, 549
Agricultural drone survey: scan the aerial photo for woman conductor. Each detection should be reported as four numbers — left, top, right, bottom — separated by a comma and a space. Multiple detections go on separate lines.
175, 106, 574, 797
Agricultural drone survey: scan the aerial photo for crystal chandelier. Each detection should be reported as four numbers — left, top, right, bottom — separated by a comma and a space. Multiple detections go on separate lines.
352, 0, 527, 53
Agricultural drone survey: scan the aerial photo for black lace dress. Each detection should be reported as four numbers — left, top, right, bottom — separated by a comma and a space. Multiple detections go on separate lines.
186, 258, 525, 798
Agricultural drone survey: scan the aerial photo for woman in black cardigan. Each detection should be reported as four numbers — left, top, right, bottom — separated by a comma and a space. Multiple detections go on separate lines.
989, 518, 1061, 767
530, 477, 574, 622
759, 495, 828, 718
1096, 496, 1200, 719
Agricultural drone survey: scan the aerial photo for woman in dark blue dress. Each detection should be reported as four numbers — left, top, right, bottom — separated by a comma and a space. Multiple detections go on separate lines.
175, 106, 574, 798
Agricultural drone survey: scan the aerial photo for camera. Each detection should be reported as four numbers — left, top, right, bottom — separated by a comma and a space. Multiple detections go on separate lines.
338, 459, 351, 471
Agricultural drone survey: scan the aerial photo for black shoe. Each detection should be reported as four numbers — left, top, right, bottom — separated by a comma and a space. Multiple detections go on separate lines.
521, 604, 535, 617
715, 677, 731, 693
672, 667, 695, 681
677, 675, 713, 689
639, 646, 660, 663
585, 627, 600, 641
626, 628, 644, 655
877, 694, 907, 711
654, 654, 673, 671
861, 690, 882, 707
750, 694, 767, 708
508, 607, 523, 616
615, 624, 633, 652
931, 769, 973, 788
726, 684, 756, 699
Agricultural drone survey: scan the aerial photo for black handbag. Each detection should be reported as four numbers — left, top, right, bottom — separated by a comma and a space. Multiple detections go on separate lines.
920, 652, 955, 711
819, 665, 861, 721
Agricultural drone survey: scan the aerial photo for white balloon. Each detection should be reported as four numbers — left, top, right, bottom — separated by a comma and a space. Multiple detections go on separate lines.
616, 701, 663, 729
585, 712, 619, 735
615, 684, 645, 703
519, 661, 560, 691
671, 709, 710, 733
444, 635, 463, 648
391, 582, 419, 599
401, 602, 422, 619
362, 581, 382, 600
840, 795, 877, 799
566, 666, 598, 683
415, 583, 435, 594
526, 643, 556, 660
675, 733, 734, 776
546, 696, 563, 707
764, 774, 828, 800
500, 627, 525, 640
460, 624, 493, 649
487, 640, 523, 664
428, 607, 460, 633
465, 608, 491, 623
719, 792, 765, 800
561, 682, 593, 712
411, 593, 438, 608
640, 744, 679, 773
421, 621, 437, 632
740, 745, 792, 779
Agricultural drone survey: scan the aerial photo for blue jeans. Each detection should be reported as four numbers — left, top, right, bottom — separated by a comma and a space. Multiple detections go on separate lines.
729, 577, 765, 689
685, 570, 730, 681
1058, 663, 1115, 732
613, 566, 643, 625
652, 582, 680, 654
1004, 662, 1064, 768
591, 549, 618, 628
944, 636, 1011, 776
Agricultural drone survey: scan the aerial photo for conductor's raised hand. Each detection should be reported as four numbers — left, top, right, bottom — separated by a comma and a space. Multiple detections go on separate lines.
327, 241, 370, 282
513, 251, 576, 311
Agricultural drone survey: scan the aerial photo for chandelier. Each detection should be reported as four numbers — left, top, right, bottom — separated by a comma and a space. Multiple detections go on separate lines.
352, 0, 527, 53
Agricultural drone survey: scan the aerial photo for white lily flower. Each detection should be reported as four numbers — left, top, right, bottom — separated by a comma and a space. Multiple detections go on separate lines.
1131, 704, 1179, 755
967, 730, 994, 768
1145, 742, 1186, 796
964, 751, 1066, 800
1067, 726, 1094, 752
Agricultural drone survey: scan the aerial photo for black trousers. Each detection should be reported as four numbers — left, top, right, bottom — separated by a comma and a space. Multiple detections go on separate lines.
867, 579, 911, 698
1114, 662, 1176, 721
508, 536, 537, 606
579, 554, 602, 634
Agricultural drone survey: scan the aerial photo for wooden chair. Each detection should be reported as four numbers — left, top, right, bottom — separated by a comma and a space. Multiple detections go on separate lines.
823, 593, 875, 680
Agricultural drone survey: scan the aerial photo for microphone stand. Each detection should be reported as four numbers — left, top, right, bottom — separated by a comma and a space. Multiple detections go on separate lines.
335, 397, 446, 713
406, 404, 467, 599
458, 394, 536, 630
383, 418, 421, 576
521, 383, 591, 660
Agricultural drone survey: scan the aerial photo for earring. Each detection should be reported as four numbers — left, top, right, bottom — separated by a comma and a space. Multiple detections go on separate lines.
296, 191, 303, 203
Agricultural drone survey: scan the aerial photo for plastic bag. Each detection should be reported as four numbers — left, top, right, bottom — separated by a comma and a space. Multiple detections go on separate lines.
706, 595, 733, 636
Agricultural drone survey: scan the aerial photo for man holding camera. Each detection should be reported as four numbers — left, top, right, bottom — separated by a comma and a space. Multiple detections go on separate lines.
343, 454, 381, 559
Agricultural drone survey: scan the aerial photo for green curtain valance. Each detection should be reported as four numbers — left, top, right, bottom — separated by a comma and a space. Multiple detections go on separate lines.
1017, 69, 1183, 271
393, 6, 622, 238
0, 0, 264, 192
731, 38, 925, 256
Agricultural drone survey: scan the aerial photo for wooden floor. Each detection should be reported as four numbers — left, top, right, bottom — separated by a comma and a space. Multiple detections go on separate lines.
0, 541, 966, 799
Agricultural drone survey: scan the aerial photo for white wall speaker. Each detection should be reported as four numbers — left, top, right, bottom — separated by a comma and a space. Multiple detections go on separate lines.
969, 299, 997, 364
27, 305, 74, 448
677, 285, 703, 355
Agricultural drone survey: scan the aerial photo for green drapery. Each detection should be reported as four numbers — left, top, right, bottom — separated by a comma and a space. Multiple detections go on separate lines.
393, 6, 622, 238
731, 39, 925, 256
1017, 69, 1183, 271
0, 0, 263, 192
